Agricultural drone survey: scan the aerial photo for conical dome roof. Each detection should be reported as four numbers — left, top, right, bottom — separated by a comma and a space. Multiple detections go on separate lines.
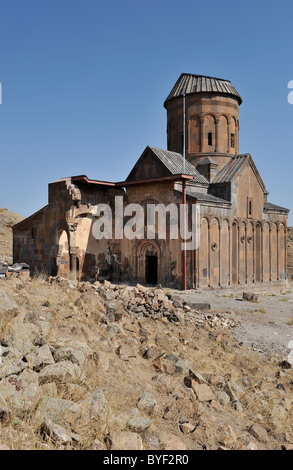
164, 73, 242, 107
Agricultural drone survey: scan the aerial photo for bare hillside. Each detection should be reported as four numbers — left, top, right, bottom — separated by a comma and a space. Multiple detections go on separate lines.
0, 208, 24, 263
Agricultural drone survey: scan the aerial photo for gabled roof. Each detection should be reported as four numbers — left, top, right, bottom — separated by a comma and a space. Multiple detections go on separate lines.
212, 154, 266, 192
126, 146, 209, 184
175, 186, 230, 206
264, 202, 290, 213
164, 73, 242, 107
197, 156, 218, 166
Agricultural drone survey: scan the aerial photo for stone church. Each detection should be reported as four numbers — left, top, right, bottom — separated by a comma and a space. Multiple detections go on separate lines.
13, 74, 289, 289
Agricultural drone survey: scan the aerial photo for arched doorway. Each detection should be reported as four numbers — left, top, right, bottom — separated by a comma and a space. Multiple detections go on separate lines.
50, 257, 57, 276
146, 249, 158, 284
137, 240, 160, 285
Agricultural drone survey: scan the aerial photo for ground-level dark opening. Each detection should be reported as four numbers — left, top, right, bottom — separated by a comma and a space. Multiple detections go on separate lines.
146, 254, 158, 284
51, 257, 57, 277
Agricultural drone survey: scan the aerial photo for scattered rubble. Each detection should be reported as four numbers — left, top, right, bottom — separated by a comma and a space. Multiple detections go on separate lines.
0, 262, 30, 278
79, 279, 237, 332
243, 292, 259, 302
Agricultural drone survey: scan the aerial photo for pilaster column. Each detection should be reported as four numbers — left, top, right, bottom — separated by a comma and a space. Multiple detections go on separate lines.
252, 224, 255, 283
261, 226, 264, 283
237, 224, 240, 284
228, 224, 231, 286
277, 225, 280, 281
70, 246, 78, 280
245, 224, 248, 284
269, 227, 272, 281
227, 118, 231, 154
208, 219, 211, 288
215, 117, 220, 153
200, 116, 205, 152
236, 120, 240, 154
285, 226, 288, 279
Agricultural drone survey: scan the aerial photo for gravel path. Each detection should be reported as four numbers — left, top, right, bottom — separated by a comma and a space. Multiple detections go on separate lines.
173, 284, 293, 358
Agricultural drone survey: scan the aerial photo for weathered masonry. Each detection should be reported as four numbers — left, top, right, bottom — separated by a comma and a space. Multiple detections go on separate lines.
13, 73, 289, 289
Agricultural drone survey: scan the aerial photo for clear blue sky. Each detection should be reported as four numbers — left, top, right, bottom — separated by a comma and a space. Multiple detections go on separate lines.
0, 0, 292, 223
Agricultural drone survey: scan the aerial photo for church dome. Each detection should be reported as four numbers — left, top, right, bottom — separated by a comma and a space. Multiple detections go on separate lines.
164, 73, 242, 107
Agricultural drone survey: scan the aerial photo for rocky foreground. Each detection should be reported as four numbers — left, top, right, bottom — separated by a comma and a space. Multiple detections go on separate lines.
0, 275, 292, 450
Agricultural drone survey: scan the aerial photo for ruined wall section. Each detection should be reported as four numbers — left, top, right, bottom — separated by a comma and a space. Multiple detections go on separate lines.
72, 184, 124, 281
13, 180, 75, 276
13, 205, 52, 274
13, 179, 124, 280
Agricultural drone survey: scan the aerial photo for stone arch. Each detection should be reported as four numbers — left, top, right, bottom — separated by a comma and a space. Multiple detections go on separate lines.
136, 240, 161, 285
57, 229, 69, 251
75, 215, 98, 281
50, 222, 67, 247
203, 111, 217, 120
75, 212, 93, 220
188, 114, 201, 153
